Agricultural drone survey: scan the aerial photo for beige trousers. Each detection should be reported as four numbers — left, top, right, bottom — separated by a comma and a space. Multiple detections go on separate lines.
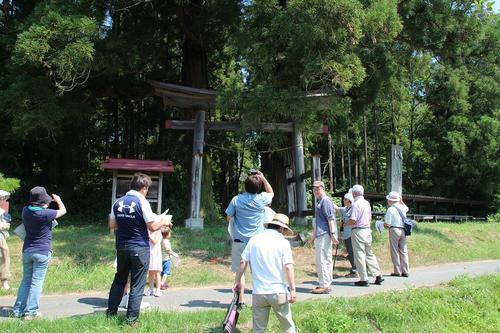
0, 237, 10, 281
314, 233, 332, 288
352, 228, 381, 281
389, 228, 409, 275
252, 293, 296, 333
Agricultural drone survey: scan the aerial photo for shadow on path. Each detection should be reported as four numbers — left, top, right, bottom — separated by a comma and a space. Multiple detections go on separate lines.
0, 306, 13, 318
77, 297, 108, 308
180, 300, 227, 309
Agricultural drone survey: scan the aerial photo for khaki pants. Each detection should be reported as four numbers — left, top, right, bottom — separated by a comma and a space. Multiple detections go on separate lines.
352, 228, 381, 282
253, 293, 296, 333
231, 241, 247, 272
389, 228, 409, 275
0, 237, 10, 282
314, 233, 332, 288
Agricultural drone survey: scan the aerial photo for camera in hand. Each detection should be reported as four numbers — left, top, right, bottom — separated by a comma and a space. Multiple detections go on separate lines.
249, 169, 258, 175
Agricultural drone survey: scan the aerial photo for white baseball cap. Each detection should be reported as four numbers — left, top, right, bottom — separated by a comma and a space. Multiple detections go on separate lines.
386, 191, 401, 202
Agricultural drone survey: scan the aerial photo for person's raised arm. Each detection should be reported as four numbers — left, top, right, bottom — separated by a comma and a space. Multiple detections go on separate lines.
52, 194, 67, 219
257, 171, 274, 198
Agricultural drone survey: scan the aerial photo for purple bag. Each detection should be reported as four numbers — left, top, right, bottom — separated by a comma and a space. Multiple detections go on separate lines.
222, 292, 240, 333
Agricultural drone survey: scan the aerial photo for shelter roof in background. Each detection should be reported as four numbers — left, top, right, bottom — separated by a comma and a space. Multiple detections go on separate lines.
148, 80, 217, 109
101, 158, 174, 173
333, 191, 489, 207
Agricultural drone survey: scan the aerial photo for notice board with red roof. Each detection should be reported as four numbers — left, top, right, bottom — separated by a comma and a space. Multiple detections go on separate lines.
101, 158, 174, 214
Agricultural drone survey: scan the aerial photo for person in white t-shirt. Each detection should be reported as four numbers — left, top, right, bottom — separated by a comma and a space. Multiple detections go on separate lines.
233, 213, 297, 333
384, 191, 410, 277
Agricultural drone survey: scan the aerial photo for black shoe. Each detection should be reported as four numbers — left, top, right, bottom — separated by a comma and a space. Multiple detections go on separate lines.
402, 273, 409, 277
237, 302, 246, 310
105, 309, 117, 318
354, 280, 369, 287
374, 275, 384, 285
390, 273, 401, 277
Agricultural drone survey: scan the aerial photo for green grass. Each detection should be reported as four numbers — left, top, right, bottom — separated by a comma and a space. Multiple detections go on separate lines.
0, 220, 498, 296
0, 274, 498, 332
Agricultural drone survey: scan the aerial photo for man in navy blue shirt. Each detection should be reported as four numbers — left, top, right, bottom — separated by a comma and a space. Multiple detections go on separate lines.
106, 173, 172, 326
311, 181, 338, 294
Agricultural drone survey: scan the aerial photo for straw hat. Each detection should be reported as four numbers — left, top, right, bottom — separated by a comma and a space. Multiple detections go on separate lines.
264, 213, 294, 236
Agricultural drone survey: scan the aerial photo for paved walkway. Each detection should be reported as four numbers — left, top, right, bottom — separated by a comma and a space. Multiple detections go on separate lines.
0, 260, 498, 320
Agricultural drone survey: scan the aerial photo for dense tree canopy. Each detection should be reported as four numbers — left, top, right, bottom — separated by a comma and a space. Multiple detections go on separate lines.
0, 0, 498, 219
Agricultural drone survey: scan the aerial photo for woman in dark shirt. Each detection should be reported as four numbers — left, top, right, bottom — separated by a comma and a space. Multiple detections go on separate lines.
12, 186, 66, 319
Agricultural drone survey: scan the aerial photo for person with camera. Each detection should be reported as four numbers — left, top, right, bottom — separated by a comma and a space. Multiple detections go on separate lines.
12, 187, 67, 319
384, 191, 410, 277
225, 169, 274, 307
106, 172, 172, 327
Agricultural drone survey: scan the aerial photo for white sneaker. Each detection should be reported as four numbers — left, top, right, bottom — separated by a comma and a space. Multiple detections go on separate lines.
143, 288, 153, 296
140, 301, 150, 309
119, 294, 129, 308
153, 290, 162, 297
23, 312, 42, 320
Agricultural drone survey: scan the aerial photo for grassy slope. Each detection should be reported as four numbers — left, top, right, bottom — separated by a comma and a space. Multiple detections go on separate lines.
0, 221, 498, 296
0, 275, 498, 332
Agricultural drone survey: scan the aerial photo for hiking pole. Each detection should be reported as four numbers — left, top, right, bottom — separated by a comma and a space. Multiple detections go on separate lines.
332, 243, 339, 276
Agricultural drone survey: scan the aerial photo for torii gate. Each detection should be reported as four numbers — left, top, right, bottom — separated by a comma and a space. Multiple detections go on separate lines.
149, 80, 328, 230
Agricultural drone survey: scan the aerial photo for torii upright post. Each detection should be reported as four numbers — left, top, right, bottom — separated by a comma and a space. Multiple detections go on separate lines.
185, 110, 206, 230
293, 125, 308, 225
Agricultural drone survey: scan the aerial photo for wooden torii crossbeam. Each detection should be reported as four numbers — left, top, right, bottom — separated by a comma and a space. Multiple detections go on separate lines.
149, 79, 329, 230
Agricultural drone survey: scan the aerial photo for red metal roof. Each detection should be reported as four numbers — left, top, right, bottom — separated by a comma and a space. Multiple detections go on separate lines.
101, 158, 174, 173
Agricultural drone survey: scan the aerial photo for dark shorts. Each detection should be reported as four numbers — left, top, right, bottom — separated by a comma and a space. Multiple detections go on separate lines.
161, 259, 171, 276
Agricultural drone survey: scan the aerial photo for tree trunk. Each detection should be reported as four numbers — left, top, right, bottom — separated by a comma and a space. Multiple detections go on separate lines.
346, 133, 352, 188
179, 0, 215, 224
112, 99, 119, 157
340, 137, 346, 186
2, 0, 9, 29
373, 107, 381, 191
363, 115, 369, 186
328, 133, 334, 192
355, 151, 359, 184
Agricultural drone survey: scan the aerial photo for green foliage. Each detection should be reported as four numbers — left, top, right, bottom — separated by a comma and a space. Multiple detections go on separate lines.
0, 173, 20, 193
12, 1, 98, 93
0, 0, 497, 219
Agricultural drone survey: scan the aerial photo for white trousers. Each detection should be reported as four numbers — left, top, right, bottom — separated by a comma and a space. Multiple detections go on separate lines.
314, 233, 332, 288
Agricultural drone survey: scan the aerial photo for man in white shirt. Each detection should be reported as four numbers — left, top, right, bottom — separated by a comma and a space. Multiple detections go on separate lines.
233, 213, 297, 333
346, 184, 384, 286
384, 191, 410, 277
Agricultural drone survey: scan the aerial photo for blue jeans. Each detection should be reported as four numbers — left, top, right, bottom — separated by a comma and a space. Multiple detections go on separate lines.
107, 247, 149, 324
13, 251, 51, 316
